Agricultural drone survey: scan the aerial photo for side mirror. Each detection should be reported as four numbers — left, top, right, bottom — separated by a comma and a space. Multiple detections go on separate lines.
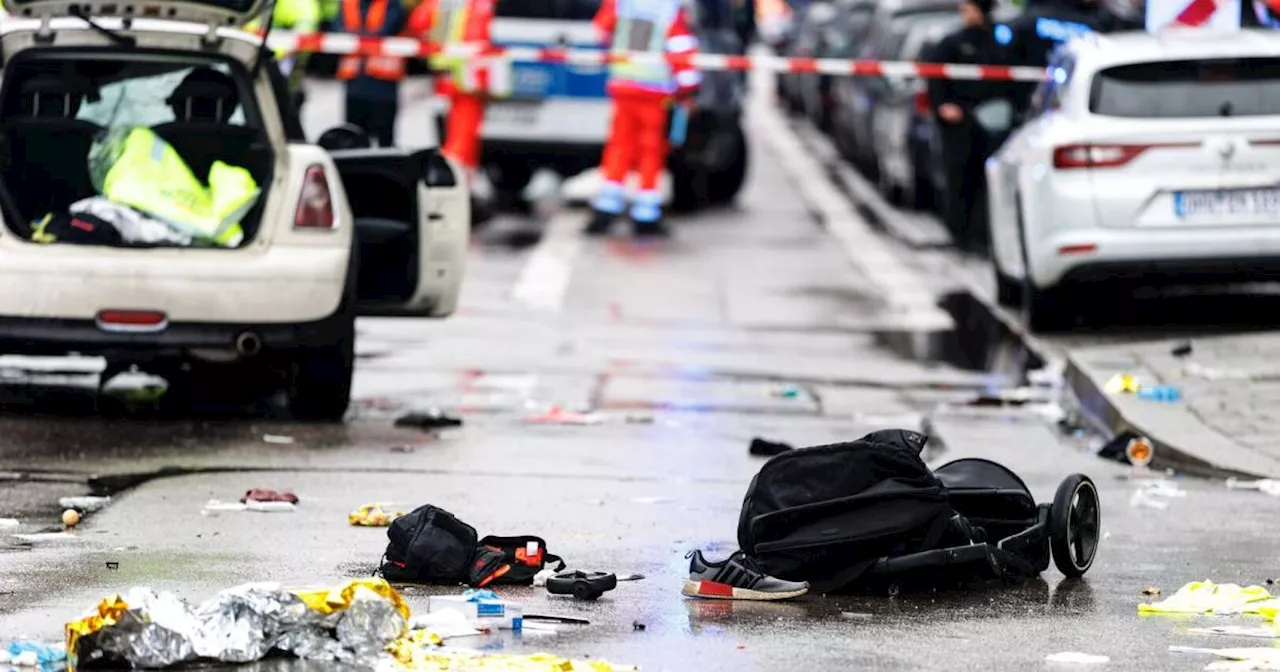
318, 124, 373, 151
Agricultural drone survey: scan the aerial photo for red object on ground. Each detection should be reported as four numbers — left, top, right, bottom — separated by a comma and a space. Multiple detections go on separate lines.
240, 489, 300, 504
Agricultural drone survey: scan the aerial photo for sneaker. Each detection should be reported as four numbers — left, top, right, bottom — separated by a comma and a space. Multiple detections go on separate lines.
682, 550, 809, 601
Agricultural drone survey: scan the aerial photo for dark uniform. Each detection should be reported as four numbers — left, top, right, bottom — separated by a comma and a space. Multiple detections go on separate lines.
923, 18, 1006, 253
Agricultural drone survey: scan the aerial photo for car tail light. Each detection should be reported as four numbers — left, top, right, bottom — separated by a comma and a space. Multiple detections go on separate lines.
1052, 144, 1152, 169
96, 310, 168, 333
294, 165, 335, 230
913, 89, 931, 117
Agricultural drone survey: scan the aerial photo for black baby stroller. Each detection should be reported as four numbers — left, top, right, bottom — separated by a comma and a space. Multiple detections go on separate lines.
737, 429, 1101, 595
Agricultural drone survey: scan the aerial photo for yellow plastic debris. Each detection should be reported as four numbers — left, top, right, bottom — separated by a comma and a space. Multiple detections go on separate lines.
392, 648, 637, 671
349, 502, 405, 527
1139, 581, 1280, 615
65, 595, 130, 670
292, 578, 411, 627
1104, 373, 1142, 394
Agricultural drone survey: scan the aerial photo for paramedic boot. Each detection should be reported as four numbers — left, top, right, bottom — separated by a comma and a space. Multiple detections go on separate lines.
630, 190, 671, 238
585, 180, 626, 236
682, 550, 809, 601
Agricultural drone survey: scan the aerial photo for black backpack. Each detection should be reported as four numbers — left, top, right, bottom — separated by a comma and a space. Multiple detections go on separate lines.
737, 429, 953, 594
379, 504, 564, 587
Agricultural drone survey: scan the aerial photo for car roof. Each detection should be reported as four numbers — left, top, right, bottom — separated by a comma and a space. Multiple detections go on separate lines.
1065, 27, 1280, 67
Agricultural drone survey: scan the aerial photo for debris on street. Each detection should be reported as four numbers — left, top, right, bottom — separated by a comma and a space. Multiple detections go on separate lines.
1130, 478, 1186, 510
771, 384, 801, 399
59, 496, 110, 513
1, 641, 66, 667
1139, 581, 1280, 615
544, 571, 617, 601
1226, 478, 1280, 497
241, 489, 299, 505
1097, 434, 1153, 467
1172, 342, 1193, 358
1142, 586, 1161, 597
423, 590, 523, 631
1169, 646, 1280, 669
62, 509, 80, 528
262, 434, 295, 444
1045, 652, 1110, 664
0, 518, 18, 528
395, 410, 464, 430
1103, 373, 1142, 395
524, 406, 604, 425
202, 499, 296, 515
1137, 385, 1182, 402
749, 437, 793, 456
1188, 625, 1280, 640
350, 503, 405, 527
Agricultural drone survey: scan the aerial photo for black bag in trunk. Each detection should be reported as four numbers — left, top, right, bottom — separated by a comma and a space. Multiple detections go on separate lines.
737, 429, 953, 594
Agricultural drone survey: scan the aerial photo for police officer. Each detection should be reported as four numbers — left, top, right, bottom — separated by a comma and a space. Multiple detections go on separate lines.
923, 0, 1005, 254
337, 0, 409, 147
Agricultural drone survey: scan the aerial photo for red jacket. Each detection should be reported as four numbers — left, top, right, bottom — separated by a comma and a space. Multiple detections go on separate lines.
593, 0, 701, 99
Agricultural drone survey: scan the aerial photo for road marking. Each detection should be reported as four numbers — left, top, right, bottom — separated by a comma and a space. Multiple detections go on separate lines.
510, 210, 584, 313
751, 85, 953, 332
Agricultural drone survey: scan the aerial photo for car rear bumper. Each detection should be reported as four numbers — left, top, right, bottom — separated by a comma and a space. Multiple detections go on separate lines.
0, 243, 349, 323
1031, 226, 1280, 288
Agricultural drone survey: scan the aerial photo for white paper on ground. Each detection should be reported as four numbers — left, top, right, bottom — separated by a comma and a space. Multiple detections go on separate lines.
1045, 652, 1110, 664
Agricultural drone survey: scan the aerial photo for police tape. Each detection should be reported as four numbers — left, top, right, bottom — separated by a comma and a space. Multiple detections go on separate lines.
262, 31, 1048, 82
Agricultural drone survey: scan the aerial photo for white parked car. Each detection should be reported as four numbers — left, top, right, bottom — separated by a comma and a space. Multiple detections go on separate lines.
0, 0, 470, 420
986, 28, 1280, 331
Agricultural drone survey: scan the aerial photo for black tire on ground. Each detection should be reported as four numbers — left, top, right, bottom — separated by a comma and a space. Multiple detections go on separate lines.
286, 317, 355, 423
670, 163, 706, 213
707, 126, 749, 205
1049, 473, 1101, 578
995, 267, 1023, 307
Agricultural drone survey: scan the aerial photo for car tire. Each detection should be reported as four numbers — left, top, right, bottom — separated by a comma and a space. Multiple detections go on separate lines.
707, 126, 749, 205
286, 317, 355, 423
1025, 284, 1076, 333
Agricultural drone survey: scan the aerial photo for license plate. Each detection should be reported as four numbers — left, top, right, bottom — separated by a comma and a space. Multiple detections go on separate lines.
1174, 188, 1280, 218
486, 102, 542, 127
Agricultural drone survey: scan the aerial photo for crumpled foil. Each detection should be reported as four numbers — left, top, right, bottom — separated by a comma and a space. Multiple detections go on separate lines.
69, 579, 409, 669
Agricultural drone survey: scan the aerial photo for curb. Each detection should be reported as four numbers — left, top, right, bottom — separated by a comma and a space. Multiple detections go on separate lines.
773, 107, 1280, 482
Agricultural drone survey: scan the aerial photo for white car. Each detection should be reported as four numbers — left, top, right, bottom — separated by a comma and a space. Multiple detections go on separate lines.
0, 0, 470, 420
986, 28, 1280, 331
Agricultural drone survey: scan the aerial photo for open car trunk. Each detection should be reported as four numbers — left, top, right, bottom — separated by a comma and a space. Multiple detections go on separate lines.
0, 48, 275, 248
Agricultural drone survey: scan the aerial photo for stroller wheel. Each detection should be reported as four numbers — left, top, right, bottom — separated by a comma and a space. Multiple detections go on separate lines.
1050, 474, 1101, 578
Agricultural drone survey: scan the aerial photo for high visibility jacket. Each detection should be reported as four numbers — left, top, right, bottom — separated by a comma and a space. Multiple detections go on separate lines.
593, 0, 701, 98
337, 0, 408, 81
90, 126, 253, 248
246, 0, 321, 60
407, 0, 509, 97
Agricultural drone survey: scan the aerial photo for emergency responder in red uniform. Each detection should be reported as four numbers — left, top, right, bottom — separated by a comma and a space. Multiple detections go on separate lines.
408, 0, 498, 214
337, 0, 408, 147
586, 0, 702, 238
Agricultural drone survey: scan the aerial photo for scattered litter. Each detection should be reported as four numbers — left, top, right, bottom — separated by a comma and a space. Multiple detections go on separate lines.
396, 410, 464, 430
392, 650, 634, 671
523, 614, 590, 625
0, 518, 18, 528
1137, 385, 1181, 403
391, 445, 417, 454
1184, 362, 1255, 381
736, 643, 746, 650
1103, 373, 1141, 395
59, 496, 110, 513
841, 612, 873, 620
1130, 490, 1170, 510
1170, 646, 1280, 670
407, 609, 483, 640
532, 568, 558, 588
1142, 586, 1161, 597
525, 406, 604, 425
350, 503, 405, 527
1130, 477, 1184, 511
1189, 625, 1280, 640
630, 497, 671, 505
1171, 342, 1193, 358
4, 641, 65, 667
771, 384, 801, 399
12, 532, 76, 543
62, 509, 80, 528
1098, 434, 1153, 467
632, 621, 646, 632
625, 414, 655, 424
425, 590, 523, 631
617, 574, 645, 581
545, 571, 617, 601
1226, 479, 1280, 497
106, 562, 119, 570
749, 437, 793, 457
1139, 581, 1280, 616
262, 434, 295, 444
241, 489, 299, 505
1045, 652, 1110, 664
202, 499, 296, 515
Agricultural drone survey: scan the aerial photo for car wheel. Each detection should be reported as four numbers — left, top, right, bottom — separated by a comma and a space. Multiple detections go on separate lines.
707, 126, 749, 205
670, 161, 706, 213
1025, 284, 1076, 333
286, 317, 355, 423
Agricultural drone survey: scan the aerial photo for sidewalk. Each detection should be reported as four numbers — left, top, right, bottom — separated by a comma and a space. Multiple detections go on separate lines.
1068, 333, 1280, 479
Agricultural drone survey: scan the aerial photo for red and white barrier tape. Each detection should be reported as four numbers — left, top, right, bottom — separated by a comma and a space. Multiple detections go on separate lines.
263, 31, 1047, 82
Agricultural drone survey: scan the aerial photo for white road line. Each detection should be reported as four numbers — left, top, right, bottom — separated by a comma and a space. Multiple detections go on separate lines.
510, 210, 585, 314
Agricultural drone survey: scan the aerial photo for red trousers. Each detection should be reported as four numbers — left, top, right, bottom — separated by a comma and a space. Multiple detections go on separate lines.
600, 92, 669, 191
443, 92, 485, 170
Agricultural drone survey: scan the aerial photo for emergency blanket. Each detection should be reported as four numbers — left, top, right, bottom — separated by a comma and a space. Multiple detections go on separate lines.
87, 125, 259, 248
1139, 581, 1280, 616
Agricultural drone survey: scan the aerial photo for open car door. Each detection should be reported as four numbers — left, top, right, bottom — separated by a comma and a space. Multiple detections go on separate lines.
328, 147, 470, 318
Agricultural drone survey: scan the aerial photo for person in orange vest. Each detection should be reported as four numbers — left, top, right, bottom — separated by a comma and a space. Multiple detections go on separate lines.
407, 0, 499, 212
336, 0, 408, 147
585, 0, 702, 238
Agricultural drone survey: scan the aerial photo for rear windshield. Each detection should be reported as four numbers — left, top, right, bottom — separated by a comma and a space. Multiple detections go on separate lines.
1090, 58, 1280, 118
495, 0, 600, 20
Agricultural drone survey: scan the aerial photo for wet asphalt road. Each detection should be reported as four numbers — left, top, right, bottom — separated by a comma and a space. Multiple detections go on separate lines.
0, 78, 1279, 672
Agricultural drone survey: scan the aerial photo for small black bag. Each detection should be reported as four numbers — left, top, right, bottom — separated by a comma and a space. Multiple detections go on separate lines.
379, 505, 565, 588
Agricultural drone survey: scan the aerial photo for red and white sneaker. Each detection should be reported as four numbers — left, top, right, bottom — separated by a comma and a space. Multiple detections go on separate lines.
681, 550, 809, 601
